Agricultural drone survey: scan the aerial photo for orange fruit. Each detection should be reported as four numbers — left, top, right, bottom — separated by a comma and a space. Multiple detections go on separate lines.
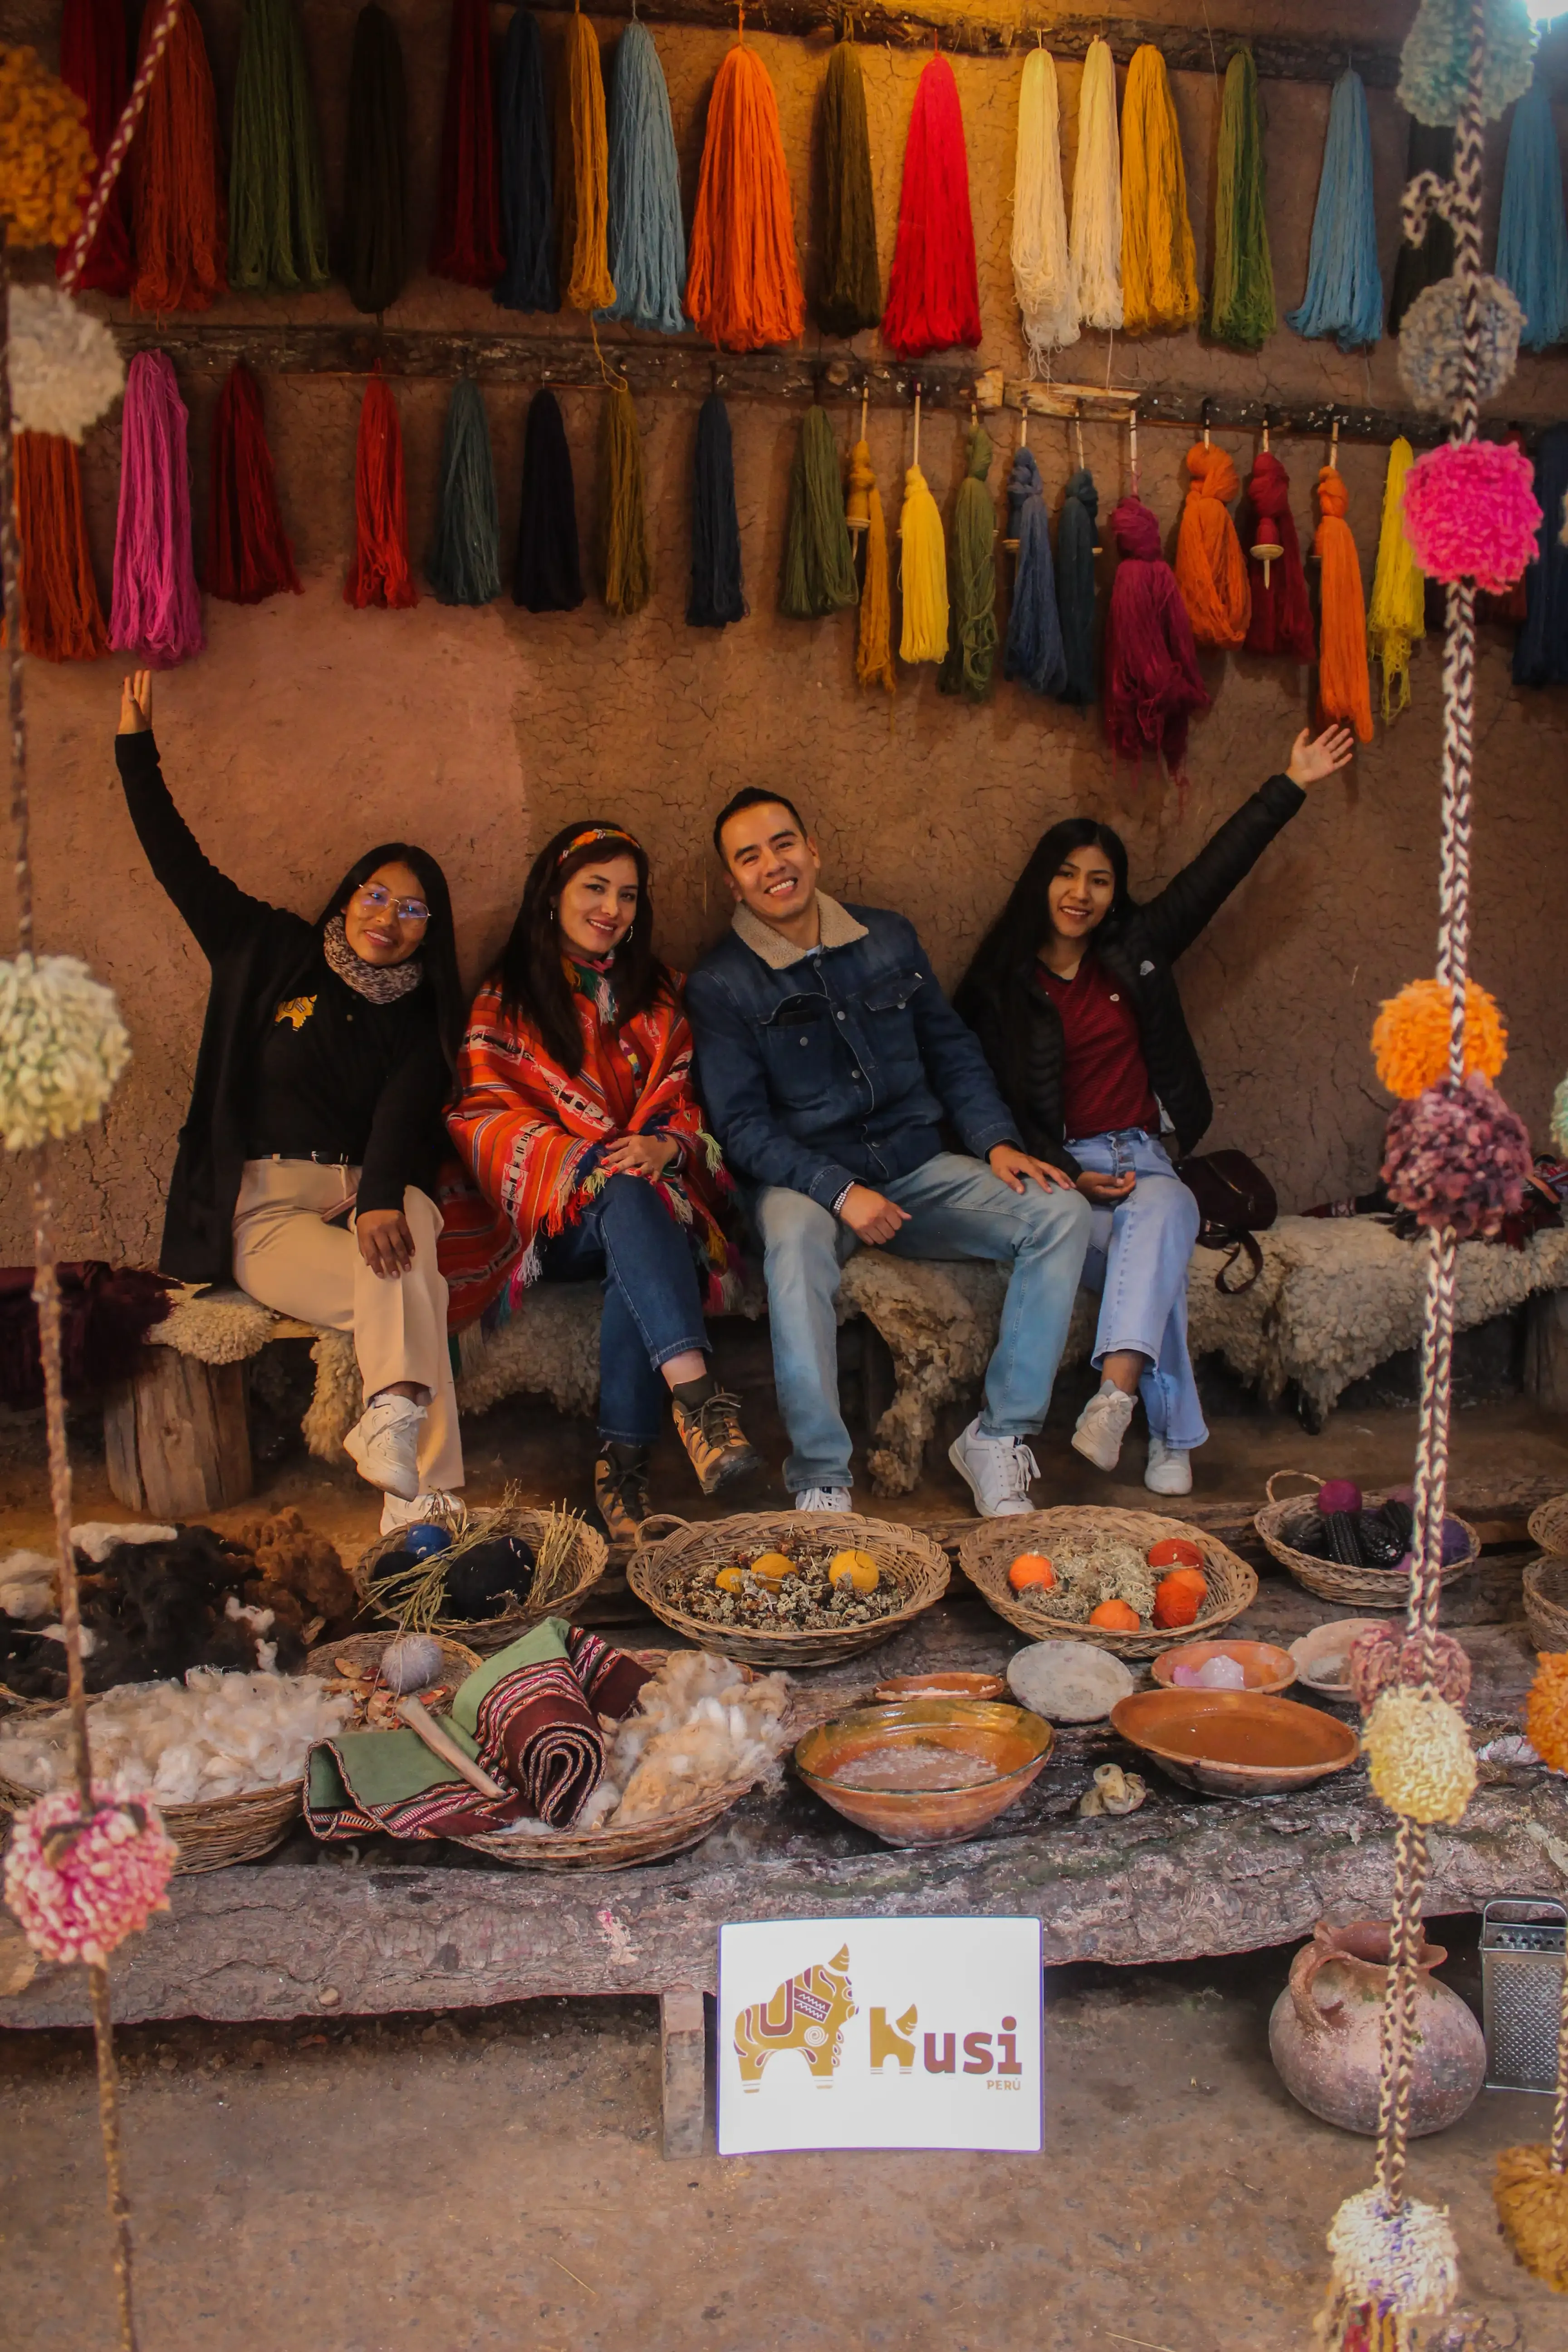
1152, 1573, 1205, 1630
748, 1551, 796, 1586
1008, 1552, 1055, 1593
1147, 1538, 1205, 1573
828, 1549, 880, 1593
1089, 1598, 1140, 1632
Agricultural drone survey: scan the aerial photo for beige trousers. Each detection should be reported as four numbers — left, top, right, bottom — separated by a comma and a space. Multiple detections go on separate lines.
232, 1159, 464, 1494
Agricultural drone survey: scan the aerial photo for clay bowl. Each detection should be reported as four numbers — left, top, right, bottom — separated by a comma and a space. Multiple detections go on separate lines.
872, 1670, 1008, 1704
794, 1699, 1054, 1847
1289, 1619, 1389, 1706
1150, 1639, 1297, 1696
1109, 1689, 1359, 1799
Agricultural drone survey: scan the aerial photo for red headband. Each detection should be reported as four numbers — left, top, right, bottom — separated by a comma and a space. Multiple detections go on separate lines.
556, 826, 642, 867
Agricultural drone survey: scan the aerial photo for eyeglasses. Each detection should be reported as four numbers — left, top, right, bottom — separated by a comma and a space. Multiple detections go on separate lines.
355, 883, 430, 924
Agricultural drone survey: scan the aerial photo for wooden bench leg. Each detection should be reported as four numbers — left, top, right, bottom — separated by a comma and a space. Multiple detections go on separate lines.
104, 1348, 254, 1519
660, 1984, 706, 2159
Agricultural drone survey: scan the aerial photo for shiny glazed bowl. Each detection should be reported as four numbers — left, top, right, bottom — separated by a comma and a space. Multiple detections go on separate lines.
1150, 1638, 1297, 1696
794, 1699, 1054, 1847
872, 1670, 1009, 1703
1109, 1689, 1359, 1798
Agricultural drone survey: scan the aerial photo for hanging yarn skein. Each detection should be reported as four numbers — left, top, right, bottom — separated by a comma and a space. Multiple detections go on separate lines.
882, 54, 982, 359
817, 34, 880, 336
1012, 47, 1077, 365
345, 369, 417, 610
1287, 69, 1383, 350
1175, 442, 1251, 651
1055, 467, 1100, 704
1104, 495, 1210, 776
56, 0, 131, 296
1513, 424, 1568, 684
427, 380, 501, 606
1368, 438, 1425, 720
846, 436, 895, 692
1209, 49, 1275, 351
898, 445, 949, 665
939, 423, 999, 702
1390, 121, 1455, 331
110, 350, 204, 669
15, 433, 108, 662
206, 361, 300, 604
1495, 80, 1568, 352
1312, 464, 1374, 739
128, 0, 227, 313
780, 407, 858, 620
1003, 445, 1066, 698
343, 3, 408, 316
1241, 448, 1315, 659
602, 383, 652, 619
514, 387, 582, 612
228, 0, 330, 293
560, 8, 614, 314
1070, 36, 1122, 333
599, 22, 684, 333
495, 5, 556, 313
431, 0, 504, 286
686, 42, 805, 353
688, 392, 745, 629
1120, 44, 1199, 336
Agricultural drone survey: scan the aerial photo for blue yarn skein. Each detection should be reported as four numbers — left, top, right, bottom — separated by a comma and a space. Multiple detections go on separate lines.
1514, 426, 1568, 687
1496, 82, 1568, 353
495, 8, 558, 314
1054, 467, 1099, 707
1003, 449, 1066, 698
427, 380, 502, 606
599, 22, 688, 335
1287, 69, 1383, 352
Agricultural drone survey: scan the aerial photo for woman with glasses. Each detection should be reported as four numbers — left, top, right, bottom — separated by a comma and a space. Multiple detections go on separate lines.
114, 671, 469, 1528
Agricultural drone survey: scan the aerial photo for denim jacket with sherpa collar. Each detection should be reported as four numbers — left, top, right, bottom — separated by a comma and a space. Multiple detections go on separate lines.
686, 893, 1019, 1209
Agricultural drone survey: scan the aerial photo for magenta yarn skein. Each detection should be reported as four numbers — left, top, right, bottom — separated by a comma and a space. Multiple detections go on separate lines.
110, 349, 205, 666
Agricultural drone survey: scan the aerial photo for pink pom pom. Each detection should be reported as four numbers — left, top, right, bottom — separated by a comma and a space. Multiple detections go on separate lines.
1318, 1479, 1363, 1515
1382, 1072, 1533, 1242
3, 1784, 176, 1966
1401, 439, 1541, 595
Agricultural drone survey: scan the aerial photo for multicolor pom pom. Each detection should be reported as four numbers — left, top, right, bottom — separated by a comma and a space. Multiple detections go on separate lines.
3, 1784, 176, 1966
1397, 0, 1536, 127
1372, 975, 1506, 1098
1319, 2186, 1461, 2346
1362, 1686, 1476, 1825
0, 952, 131, 1151
1401, 439, 1542, 595
1493, 2145, 1568, 2293
1397, 274, 1523, 414
1382, 1073, 1533, 1242
1524, 1650, 1568, 1773
1349, 1624, 1472, 1714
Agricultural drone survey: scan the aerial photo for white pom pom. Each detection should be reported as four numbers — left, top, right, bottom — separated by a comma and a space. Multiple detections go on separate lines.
380, 1634, 444, 1695
7, 286, 125, 443
0, 954, 130, 1151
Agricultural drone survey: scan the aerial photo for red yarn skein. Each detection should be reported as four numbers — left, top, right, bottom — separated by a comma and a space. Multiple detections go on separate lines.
1239, 450, 1314, 660
1103, 496, 1211, 779
431, 0, 504, 286
345, 372, 418, 611
56, 0, 132, 295
881, 55, 981, 359
206, 363, 301, 605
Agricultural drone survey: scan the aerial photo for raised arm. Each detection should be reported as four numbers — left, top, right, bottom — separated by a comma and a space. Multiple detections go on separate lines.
114, 671, 283, 962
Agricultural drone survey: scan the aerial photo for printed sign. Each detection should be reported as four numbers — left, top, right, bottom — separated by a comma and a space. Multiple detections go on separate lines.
717, 1916, 1043, 2155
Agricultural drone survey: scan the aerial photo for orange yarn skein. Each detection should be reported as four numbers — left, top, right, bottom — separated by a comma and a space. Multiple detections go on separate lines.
1175, 443, 1251, 650
12, 432, 108, 662
685, 42, 805, 353
128, 0, 227, 313
1312, 465, 1372, 741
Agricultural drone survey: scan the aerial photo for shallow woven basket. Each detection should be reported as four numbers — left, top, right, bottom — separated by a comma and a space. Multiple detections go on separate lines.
1254, 1471, 1480, 1610
356, 1507, 608, 1655
302, 1634, 481, 1716
627, 1512, 950, 1668
958, 1507, 1257, 1661
1527, 1494, 1568, 1558
1523, 1557, 1568, 1653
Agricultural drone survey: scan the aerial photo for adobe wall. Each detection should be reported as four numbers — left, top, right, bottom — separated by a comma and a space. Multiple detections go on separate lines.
5, 0, 1568, 1265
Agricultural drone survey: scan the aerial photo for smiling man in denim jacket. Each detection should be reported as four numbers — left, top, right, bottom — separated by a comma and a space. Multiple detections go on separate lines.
686, 790, 1092, 1518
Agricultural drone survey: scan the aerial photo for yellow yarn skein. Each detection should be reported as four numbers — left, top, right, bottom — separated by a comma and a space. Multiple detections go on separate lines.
898, 463, 948, 664
1119, 45, 1199, 335
1367, 438, 1426, 723
564, 10, 615, 313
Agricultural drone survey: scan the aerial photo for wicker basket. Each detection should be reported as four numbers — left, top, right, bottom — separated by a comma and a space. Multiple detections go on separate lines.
1527, 1495, 1568, 1558
356, 1507, 608, 1655
302, 1633, 481, 1718
1254, 1471, 1480, 1610
1523, 1556, 1568, 1653
0, 1746, 304, 1874
627, 1512, 950, 1668
958, 1507, 1258, 1661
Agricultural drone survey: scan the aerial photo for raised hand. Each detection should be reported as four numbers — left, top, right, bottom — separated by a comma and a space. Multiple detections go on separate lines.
1286, 723, 1355, 786
117, 671, 152, 735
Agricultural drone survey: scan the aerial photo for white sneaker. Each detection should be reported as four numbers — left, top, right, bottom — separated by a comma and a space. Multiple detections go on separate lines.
948, 1416, 1039, 1518
794, 1487, 853, 1514
1145, 1437, 1193, 1496
343, 1393, 425, 1500
379, 1489, 461, 1537
1071, 1381, 1137, 1473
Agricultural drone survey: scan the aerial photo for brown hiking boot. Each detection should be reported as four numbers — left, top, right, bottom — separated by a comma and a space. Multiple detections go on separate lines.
671, 1387, 762, 1497
594, 1446, 651, 1546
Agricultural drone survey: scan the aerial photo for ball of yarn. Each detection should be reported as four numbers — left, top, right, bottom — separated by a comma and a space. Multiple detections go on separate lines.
402, 1525, 451, 1562
0, 953, 132, 1150
1323, 2186, 1460, 2326
1318, 1479, 1363, 1516
1362, 1685, 1477, 1824
1349, 1623, 1472, 1713
1372, 976, 1506, 1098
1396, 274, 1524, 414
1382, 1073, 1533, 1241
2, 1784, 176, 1965
1523, 1650, 1568, 1772
1397, 0, 1536, 127
1401, 438, 1542, 594
1493, 2143, 1568, 2293
380, 1633, 445, 1695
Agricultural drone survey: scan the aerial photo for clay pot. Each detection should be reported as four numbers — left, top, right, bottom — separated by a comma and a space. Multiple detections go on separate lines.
1268, 1919, 1485, 2137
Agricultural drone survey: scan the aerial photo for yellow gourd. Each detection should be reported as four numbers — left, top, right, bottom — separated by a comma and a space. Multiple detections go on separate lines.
749, 1551, 797, 1586
715, 1567, 745, 1593
828, 1549, 880, 1593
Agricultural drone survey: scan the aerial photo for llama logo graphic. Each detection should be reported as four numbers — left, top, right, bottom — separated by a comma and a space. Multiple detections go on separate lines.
733, 1944, 857, 2092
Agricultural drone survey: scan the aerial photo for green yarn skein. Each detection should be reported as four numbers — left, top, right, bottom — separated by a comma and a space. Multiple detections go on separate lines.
1398, 0, 1535, 127
1209, 49, 1275, 352
230, 0, 331, 292
939, 424, 999, 704
779, 409, 858, 619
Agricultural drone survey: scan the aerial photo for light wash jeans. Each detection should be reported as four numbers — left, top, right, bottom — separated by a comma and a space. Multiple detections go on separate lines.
1073, 1128, 1207, 1453
753, 1152, 1093, 1494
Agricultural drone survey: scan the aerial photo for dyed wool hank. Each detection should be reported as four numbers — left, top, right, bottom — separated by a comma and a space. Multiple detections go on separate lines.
686, 42, 805, 353
1175, 442, 1250, 650
1311, 464, 1373, 740
1240, 449, 1314, 660
1119, 44, 1198, 335
1103, 495, 1210, 776
882, 54, 981, 358
206, 361, 300, 604
817, 35, 879, 335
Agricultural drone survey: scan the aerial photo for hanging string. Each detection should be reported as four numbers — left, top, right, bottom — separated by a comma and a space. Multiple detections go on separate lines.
688, 391, 745, 628
1287, 68, 1383, 351
898, 398, 948, 663
343, 3, 409, 316
1368, 436, 1426, 720
602, 382, 652, 618
345, 368, 418, 610
1055, 464, 1100, 704
1512, 425, 1568, 684
514, 387, 583, 612
228, 0, 330, 292
1104, 493, 1210, 777
600, 21, 685, 333
686, 42, 805, 353
1209, 48, 1275, 351
13, 433, 108, 662
427, 379, 501, 606
939, 420, 998, 700
56, 0, 132, 296
882, 54, 982, 359
846, 431, 895, 692
1119, 44, 1199, 335
1175, 440, 1251, 650
781, 406, 858, 618
1495, 79, 1568, 353
818, 33, 880, 337
1240, 445, 1315, 659
1012, 47, 1077, 366
1312, 461, 1374, 740
1003, 442, 1065, 697
128, 0, 227, 314
205, 361, 301, 605
561, 8, 615, 313
1070, 34, 1122, 333
495, 6, 557, 313
1390, 120, 1455, 333
109, 351, 203, 669
431, 0, 504, 287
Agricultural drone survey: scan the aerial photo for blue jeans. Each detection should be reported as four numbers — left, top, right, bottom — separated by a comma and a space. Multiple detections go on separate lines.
538, 1174, 709, 1447
753, 1152, 1093, 1494
1073, 1129, 1207, 1452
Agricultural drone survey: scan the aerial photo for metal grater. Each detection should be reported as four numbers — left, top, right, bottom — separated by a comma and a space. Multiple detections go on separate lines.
1481, 1897, 1566, 2093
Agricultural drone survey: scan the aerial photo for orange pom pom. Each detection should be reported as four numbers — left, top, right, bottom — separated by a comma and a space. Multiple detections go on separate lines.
1524, 1651, 1568, 1773
1008, 1552, 1055, 1593
1153, 1571, 1206, 1628
1372, 977, 1507, 1099
1090, 1598, 1140, 1632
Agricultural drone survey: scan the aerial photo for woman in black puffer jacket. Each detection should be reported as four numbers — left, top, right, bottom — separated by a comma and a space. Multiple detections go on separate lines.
955, 725, 1352, 1496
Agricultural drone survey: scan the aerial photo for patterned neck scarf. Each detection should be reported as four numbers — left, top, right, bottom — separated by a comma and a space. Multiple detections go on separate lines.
323, 912, 424, 1004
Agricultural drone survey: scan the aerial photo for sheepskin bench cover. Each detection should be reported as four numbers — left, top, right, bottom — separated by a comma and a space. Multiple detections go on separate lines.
145, 1215, 1568, 1496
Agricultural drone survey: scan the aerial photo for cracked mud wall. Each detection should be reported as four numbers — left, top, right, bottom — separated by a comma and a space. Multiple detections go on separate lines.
5, 0, 1568, 1264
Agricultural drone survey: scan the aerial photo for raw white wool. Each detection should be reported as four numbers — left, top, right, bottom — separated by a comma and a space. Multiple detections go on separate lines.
0, 1550, 57, 1619
0, 1669, 352, 1806
71, 1523, 177, 1563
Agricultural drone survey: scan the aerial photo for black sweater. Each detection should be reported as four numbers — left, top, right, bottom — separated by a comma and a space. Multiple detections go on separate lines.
116, 732, 450, 1284
955, 774, 1306, 1179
